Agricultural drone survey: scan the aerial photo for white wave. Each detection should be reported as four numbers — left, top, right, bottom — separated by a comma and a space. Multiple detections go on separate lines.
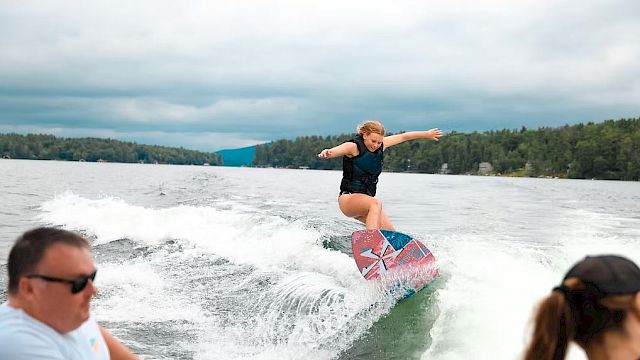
38, 191, 399, 359
92, 261, 205, 324
423, 234, 556, 360
422, 206, 640, 360
39, 191, 357, 273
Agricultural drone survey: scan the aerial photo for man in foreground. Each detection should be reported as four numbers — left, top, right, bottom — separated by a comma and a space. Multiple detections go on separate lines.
0, 227, 138, 359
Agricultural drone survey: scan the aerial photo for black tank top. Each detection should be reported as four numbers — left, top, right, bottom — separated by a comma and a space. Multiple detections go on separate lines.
340, 135, 383, 196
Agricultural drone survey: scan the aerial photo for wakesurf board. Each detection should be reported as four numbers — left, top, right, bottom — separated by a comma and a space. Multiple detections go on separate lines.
351, 229, 438, 299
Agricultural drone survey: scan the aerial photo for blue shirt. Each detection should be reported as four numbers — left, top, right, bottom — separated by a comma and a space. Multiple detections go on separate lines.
0, 302, 110, 360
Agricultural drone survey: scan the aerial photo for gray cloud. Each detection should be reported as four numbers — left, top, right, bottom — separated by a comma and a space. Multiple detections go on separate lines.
1, 0, 639, 151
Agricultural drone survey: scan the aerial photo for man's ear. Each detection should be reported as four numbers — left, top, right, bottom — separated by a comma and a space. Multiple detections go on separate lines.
17, 276, 36, 299
632, 293, 640, 319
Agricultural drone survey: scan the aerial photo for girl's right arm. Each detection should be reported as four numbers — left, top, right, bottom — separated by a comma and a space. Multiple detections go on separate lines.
318, 142, 358, 159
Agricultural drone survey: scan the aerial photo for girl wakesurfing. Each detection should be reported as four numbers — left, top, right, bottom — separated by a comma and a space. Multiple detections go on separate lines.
318, 120, 442, 230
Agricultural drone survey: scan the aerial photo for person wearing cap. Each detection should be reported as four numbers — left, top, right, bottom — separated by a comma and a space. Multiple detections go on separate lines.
524, 255, 640, 360
0, 227, 138, 359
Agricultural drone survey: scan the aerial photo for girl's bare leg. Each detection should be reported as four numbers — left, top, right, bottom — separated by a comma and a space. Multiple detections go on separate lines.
379, 209, 395, 231
339, 194, 395, 230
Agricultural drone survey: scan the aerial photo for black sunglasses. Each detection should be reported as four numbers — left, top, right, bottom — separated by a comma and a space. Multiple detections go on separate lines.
26, 270, 97, 294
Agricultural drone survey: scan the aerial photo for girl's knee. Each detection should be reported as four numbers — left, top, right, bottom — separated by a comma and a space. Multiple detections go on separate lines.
369, 198, 383, 210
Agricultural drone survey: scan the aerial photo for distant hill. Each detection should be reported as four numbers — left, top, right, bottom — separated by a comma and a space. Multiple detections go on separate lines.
216, 145, 257, 167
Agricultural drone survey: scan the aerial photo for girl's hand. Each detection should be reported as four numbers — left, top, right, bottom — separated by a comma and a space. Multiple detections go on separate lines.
318, 149, 332, 159
427, 128, 443, 141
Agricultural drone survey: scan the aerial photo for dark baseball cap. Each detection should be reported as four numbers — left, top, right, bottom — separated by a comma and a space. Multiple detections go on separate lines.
560, 255, 640, 296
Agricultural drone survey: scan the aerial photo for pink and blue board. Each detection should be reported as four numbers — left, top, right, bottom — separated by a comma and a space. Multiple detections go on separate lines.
351, 229, 438, 299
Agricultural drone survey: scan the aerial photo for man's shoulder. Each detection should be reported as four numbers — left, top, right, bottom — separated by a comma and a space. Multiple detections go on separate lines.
0, 325, 65, 359
0, 303, 65, 359
0, 304, 109, 360
0, 303, 55, 334
0, 323, 60, 344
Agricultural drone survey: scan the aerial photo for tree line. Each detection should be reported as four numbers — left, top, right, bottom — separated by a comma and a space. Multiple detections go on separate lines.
0, 133, 221, 166
254, 118, 640, 180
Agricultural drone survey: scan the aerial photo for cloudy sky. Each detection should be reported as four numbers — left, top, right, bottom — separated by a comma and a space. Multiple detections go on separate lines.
1, 0, 639, 152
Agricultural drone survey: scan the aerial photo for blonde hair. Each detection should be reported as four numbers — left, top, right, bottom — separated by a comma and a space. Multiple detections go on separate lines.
357, 121, 385, 136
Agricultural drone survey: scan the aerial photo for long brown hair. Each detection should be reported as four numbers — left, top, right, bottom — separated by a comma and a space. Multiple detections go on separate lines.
524, 277, 635, 360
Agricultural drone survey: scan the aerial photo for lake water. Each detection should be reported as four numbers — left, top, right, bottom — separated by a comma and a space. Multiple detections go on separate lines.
1, 159, 639, 359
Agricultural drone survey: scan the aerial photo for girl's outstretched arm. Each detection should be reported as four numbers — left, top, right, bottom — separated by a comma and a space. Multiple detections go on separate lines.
318, 142, 358, 159
383, 128, 442, 149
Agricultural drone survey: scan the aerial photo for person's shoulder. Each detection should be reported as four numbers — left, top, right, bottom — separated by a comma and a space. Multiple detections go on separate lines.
0, 325, 65, 359
0, 304, 65, 359
0, 325, 58, 345
0, 302, 26, 329
347, 136, 364, 153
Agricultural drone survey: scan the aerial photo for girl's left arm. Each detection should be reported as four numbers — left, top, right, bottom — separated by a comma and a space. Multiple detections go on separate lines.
383, 128, 443, 149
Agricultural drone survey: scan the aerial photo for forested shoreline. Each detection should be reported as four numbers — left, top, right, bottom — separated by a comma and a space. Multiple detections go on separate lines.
254, 118, 640, 180
0, 134, 221, 166
2, 118, 639, 180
